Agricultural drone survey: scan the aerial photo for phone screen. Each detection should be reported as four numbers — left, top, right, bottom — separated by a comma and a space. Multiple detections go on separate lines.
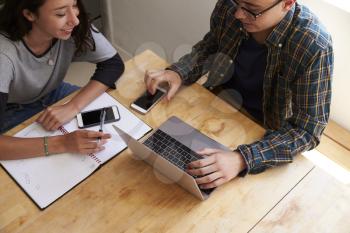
133, 89, 164, 110
82, 107, 118, 127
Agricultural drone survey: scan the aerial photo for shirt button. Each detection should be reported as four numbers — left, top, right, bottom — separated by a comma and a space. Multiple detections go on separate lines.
209, 86, 214, 90
278, 43, 283, 48
239, 27, 243, 31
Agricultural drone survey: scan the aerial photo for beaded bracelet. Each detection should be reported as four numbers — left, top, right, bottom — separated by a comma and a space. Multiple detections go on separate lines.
43, 136, 49, 156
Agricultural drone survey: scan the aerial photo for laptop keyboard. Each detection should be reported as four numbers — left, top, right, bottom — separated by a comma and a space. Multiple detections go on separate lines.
143, 129, 215, 195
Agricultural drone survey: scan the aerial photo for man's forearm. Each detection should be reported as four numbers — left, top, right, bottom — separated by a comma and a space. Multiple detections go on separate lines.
237, 125, 320, 175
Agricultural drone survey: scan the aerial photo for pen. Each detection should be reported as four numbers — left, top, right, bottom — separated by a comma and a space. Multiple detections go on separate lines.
98, 108, 106, 142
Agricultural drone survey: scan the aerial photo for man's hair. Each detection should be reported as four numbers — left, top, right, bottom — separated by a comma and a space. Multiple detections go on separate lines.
0, 0, 95, 55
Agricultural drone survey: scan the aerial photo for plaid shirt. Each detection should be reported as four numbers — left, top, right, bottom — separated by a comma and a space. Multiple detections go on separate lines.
168, 0, 333, 174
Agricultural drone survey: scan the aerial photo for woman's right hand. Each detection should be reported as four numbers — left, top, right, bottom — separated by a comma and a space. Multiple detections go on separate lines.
62, 130, 111, 154
144, 70, 182, 101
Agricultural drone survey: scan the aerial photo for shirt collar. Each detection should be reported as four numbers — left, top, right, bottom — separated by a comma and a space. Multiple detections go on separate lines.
265, 3, 296, 48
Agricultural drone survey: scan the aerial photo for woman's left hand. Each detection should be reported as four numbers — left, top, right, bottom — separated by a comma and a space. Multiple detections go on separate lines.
36, 103, 79, 131
186, 148, 247, 189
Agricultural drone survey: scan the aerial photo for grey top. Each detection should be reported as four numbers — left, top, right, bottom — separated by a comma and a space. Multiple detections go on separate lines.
0, 28, 116, 104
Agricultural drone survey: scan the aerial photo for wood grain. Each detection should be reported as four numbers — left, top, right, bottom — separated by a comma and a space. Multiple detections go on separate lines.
0, 50, 314, 233
324, 120, 350, 152
251, 167, 350, 233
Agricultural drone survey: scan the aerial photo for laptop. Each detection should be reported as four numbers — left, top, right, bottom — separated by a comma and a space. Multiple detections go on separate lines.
112, 116, 231, 200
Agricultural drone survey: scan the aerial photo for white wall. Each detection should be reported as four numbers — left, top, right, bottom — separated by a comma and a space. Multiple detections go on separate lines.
300, 0, 350, 131
103, 0, 216, 61
105, 0, 350, 131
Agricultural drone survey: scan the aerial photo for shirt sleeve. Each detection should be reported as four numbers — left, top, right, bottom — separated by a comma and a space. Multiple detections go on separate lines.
0, 53, 14, 93
90, 53, 125, 89
237, 44, 334, 175
73, 26, 117, 63
166, 0, 225, 84
0, 92, 9, 133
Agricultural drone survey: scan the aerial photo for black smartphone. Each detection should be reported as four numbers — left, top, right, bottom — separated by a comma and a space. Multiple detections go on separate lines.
130, 88, 166, 114
76, 106, 120, 129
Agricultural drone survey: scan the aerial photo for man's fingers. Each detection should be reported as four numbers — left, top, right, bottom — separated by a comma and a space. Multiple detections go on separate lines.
199, 177, 226, 189
166, 83, 179, 101
144, 73, 153, 92
149, 78, 163, 94
196, 148, 221, 155
145, 70, 165, 93
147, 70, 164, 77
188, 156, 216, 169
187, 164, 217, 176
195, 171, 223, 185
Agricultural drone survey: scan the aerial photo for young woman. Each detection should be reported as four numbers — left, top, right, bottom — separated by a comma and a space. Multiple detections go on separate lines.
0, 0, 125, 160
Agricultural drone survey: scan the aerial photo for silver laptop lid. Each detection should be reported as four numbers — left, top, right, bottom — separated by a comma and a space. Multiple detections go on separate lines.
112, 124, 205, 200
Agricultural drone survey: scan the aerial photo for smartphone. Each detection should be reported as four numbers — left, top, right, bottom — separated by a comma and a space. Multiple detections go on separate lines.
76, 106, 120, 129
130, 88, 166, 114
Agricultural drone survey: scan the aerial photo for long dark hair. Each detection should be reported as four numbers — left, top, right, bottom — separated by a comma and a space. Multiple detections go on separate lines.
0, 0, 95, 55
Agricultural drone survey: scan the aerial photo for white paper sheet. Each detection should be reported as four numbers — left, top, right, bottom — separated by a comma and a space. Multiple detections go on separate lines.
0, 93, 151, 209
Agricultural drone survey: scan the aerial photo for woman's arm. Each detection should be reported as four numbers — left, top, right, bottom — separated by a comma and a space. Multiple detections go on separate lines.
0, 130, 111, 160
1, 91, 110, 160
0, 54, 123, 160
37, 54, 125, 131
1, 89, 111, 160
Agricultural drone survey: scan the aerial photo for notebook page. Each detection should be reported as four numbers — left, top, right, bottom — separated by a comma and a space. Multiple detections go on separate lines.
62, 93, 152, 164
0, 93, 151, 208
0, 123, 98, 209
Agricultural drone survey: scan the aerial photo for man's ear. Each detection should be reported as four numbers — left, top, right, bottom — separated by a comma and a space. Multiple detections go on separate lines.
22, 9, 37, 22
282, 0, 296, 11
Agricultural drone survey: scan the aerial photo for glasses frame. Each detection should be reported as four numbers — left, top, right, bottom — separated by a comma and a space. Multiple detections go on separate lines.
232, 0, 283, 20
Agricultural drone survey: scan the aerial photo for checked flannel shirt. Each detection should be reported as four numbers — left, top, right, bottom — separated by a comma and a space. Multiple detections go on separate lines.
168, 0, 333, 174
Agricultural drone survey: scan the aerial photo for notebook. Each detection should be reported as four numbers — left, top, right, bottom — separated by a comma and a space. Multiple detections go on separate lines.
0, 93, 151, 209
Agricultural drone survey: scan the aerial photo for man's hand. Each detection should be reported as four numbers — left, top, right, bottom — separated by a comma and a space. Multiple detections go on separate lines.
144, 70, 182, 101
36, 102, 79, 131
187, 148, 247, 189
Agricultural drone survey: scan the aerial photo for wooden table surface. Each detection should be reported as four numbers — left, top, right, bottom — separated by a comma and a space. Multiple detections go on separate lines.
2, 50, 347, 233
251, 166, 350, 233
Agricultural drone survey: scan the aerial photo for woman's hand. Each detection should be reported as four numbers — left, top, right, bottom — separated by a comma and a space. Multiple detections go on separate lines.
186, 148, 247, 189
60, 130, 111, 154
37, 103, 79, 131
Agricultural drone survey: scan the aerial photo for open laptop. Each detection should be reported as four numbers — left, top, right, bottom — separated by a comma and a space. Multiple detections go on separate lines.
112, 116, 231, 200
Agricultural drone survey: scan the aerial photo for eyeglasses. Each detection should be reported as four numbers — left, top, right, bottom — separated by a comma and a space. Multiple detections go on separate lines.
231, 0, 283, 21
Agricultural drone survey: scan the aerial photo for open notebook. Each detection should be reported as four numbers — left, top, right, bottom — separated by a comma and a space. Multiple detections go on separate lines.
0, 93, 151, 209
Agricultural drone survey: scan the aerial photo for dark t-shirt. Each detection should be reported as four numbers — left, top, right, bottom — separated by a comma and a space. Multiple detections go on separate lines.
226, 36, 267, 122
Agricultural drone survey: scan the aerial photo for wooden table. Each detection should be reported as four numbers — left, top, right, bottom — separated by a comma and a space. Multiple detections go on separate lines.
251, 166, 350, 233
1, 50, 347, 233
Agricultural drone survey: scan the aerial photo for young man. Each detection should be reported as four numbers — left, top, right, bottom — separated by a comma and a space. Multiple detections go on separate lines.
144, 0, 333, 189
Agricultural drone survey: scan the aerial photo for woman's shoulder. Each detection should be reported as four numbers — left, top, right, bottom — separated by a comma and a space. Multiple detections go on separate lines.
0, 33, 17, 57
